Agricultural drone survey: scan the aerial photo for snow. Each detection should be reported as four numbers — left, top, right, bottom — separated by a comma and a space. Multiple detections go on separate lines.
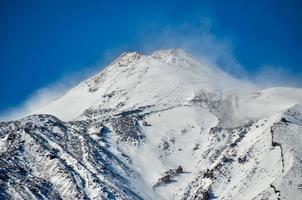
1, 49, 302, 200
236, 87, 302, 120
114, 105, 218, 199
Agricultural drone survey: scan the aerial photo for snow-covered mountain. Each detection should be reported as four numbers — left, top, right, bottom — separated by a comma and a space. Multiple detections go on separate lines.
1, 49, 302, 200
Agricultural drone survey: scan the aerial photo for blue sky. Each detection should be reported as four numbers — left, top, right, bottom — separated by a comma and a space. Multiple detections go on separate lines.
0, 0, 301, 116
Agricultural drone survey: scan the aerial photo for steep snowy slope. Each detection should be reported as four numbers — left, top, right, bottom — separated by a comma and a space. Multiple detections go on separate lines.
1, 49, 302, 200
0, 115, 141, 200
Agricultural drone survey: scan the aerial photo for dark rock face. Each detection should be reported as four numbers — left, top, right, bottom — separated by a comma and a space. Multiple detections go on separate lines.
203, 169, 214, 179
153, 166, 184, 188
176, 166, 183, 174
193, 188, 209, 200
142, 121, 152, 126
112, 116, 145, 143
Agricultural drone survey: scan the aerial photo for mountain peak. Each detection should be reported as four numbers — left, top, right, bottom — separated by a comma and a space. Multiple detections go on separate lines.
151, 49, 193, 63
36, 48, 254, 121
2, 48, 302, 200
111, 51, 141, 67
152, 48, 188, 56
110, 49, 193, 67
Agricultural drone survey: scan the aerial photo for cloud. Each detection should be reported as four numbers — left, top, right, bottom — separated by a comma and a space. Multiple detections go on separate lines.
253, 65, 302, 88
136, 18, 248, 79
135, 19, 301, 88
0, 62, 104, 121
0, 83, 68, 121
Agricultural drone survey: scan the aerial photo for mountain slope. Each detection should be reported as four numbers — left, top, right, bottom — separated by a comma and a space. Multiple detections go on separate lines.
36, 49, 253, 121
1, 49, 302, 200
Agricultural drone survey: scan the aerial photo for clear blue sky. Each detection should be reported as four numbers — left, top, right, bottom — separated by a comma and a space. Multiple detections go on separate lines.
0, 0, 301, 114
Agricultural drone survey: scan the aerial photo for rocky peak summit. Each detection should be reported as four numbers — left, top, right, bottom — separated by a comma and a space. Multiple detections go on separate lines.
111, 51, 141, 67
